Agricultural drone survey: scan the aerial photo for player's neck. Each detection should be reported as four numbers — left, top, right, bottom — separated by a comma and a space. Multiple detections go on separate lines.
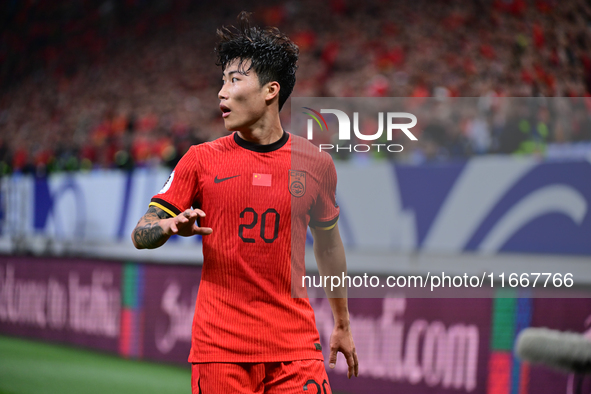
236, 114, 284, 145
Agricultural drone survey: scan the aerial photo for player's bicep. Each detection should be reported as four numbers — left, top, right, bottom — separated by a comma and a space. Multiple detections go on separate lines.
311, 223, 347, 295
150, 148, 199, 216
309, 155, 340, 230
310, 222, 342, 250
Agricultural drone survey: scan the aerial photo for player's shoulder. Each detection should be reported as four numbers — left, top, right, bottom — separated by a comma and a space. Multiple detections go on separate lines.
289, 133, 334, 166
191, 133, 235, 155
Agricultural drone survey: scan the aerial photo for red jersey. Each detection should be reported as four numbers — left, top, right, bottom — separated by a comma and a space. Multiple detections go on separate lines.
149, 131, 339, 363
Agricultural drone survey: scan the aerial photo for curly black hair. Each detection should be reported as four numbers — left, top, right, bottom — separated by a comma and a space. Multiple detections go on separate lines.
215, 12, 299, 111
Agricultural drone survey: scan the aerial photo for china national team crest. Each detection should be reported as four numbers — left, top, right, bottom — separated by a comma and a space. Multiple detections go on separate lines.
289, 170, 306, 197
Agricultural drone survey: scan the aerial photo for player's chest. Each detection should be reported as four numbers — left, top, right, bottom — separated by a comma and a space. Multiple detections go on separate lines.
196, 158, 316, 217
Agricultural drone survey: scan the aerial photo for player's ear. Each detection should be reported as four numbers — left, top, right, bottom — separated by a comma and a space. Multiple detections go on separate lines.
265, 81, 280, 103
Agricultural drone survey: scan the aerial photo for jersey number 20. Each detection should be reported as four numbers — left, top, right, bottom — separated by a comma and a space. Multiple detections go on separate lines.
238, 208, 280, 243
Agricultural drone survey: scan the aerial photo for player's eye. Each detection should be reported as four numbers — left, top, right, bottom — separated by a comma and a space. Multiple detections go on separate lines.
232, 77, 238, 83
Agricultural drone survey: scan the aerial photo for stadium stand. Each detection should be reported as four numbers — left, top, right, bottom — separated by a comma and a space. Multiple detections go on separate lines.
0, 0, 590, 174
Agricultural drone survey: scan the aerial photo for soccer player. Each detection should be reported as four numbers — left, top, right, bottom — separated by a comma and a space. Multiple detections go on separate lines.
131, 12, 358, 393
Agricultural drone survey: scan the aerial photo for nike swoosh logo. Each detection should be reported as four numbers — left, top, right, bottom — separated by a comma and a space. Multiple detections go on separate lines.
214, 175, 241, 183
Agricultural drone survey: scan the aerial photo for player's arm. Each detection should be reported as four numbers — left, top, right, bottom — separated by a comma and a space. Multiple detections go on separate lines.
131, 206, 212, 249
311, 223, 359, 379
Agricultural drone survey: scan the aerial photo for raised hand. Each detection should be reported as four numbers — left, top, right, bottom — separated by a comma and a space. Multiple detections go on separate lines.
163, 208, 213, 237
132, 206, 212, 249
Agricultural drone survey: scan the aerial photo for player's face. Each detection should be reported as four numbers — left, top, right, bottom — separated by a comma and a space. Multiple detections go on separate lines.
218, 59, 268, 132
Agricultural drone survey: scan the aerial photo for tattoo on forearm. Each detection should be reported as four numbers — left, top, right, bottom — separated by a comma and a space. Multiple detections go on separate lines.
133, 206, 172, 249
134, 222, 167, 249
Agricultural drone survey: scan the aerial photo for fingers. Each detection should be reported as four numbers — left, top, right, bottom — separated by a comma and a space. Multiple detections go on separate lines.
192, 208, 207, 217
177, 208, 206, 225
168, 209, 212, 237
329, 347, 358, 378
169, 208, 213, 237
169, 220, 178, 234
176, 214, 190, 224
182, 208, 206, 218
184, 209, 212, 236
181, 208, 198, 220
346, 352, 356, 379
193, 224, 213, 236
328, 347, 338, 370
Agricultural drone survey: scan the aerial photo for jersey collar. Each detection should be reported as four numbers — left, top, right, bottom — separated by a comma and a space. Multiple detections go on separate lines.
233, 131, 289, 153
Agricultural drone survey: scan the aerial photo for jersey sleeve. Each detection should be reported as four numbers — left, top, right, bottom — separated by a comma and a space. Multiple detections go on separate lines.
309, 155, 340, 230
149, 147, 199, 217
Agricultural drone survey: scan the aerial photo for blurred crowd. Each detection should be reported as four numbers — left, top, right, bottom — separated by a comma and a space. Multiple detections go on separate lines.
1, 0, 591, 174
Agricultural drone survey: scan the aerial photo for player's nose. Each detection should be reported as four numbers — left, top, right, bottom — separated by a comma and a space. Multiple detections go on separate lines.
218, 84, 228, 100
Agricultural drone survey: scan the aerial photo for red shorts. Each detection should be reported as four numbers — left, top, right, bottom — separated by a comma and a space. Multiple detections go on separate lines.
191, 360, 331, 394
